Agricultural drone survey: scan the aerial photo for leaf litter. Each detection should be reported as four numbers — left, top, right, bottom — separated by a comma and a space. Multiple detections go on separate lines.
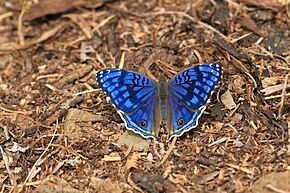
0, 0, 289, 192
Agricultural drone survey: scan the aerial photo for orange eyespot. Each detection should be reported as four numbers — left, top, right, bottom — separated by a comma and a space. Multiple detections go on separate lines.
178, 118, 184, 126
140, 120, 147, 127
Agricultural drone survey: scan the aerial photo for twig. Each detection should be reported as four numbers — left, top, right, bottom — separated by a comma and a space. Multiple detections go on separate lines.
141, 11, 228, 40
0, 23, 66, 51
0, 12, 14, 21
119, 51, 125, 69
0, 146, 16, 186
208, 137, 229, 147
261, 83, 290, 96
266, 184, 290, 193
18, 114, 55, 129
225, 163, 254, 175
73, 89, 100, 96
17, 123, 58, 193
106, 4, 227, 40
49, 144, 88, 160
265, 93, 290, 100
0, 106, 33, 115
278, 73, 290, 118
127, 172, 144, 193
230, 32, 253, 43
158, 136, 177, 167
231, 56, 257, 88
18, 1, 32, 45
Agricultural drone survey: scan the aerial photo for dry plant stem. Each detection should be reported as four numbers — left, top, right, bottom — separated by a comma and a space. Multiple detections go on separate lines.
73, 89, 100, 96
142, 11, 228, 40
231, 56, 257, 88
266, 184, 289, 193
18, 114, 55, 129
278, 73, 290, 118
127, 172, 145, 193
119, 52, 125, 69
225, 163, 254, 175
106, 4, 227, 40
265, 93, 290, 100
158, 136, 177, 167
18, 1, 32, 45
123, 141, 133, 158
0, 12, 14, 21
230, 32, 252, 43
17, 123, 58, 193
49, 144, 88, 160
0, 146, 16, 187
153, 139, 162, 159
17, 7, 25, 45
0, 106, 33, 115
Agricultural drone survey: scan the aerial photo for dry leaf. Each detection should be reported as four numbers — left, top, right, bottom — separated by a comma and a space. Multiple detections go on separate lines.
221, 90, 236, 110
125, 152, 141, 172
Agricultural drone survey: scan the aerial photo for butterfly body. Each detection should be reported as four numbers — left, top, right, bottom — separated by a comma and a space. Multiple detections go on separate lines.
97, 63, 222, 139
156, 76, 168, 121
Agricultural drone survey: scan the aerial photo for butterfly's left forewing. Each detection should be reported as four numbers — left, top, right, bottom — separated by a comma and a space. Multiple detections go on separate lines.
97, 69, 157, 138
168, 63, 222, 138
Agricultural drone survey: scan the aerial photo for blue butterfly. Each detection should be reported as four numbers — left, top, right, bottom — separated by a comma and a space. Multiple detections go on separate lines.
97, 63, 222, 139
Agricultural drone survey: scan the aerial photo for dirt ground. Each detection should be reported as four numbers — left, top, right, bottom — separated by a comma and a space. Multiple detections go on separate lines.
0, 0, 289, 192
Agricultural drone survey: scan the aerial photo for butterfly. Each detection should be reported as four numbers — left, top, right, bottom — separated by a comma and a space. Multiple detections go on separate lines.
97, 63, 222, 139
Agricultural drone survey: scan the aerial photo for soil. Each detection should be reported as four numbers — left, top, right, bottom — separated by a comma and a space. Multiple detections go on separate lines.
0, 0, 289, 192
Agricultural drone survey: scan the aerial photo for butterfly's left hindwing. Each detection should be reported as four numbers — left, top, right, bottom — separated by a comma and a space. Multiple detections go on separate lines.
168, 63, 222, 138
97, 69, 157, 138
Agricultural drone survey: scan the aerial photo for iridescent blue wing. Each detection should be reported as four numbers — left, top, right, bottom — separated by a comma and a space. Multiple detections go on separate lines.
168, 63, 222, 138
97, 69, 157, 138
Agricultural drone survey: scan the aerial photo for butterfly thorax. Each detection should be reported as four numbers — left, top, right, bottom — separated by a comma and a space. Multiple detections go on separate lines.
157, 76, 168, 121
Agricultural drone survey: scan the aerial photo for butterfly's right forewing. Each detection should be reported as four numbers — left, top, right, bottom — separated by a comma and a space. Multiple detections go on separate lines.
97, 69, 156, 114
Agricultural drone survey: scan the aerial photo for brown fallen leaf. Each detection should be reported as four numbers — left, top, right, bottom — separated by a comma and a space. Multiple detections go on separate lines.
221, 90, 237, 110
125, 152, 141, 172
34, 175, 82, 193
23, 0, 112, 21
89, 177, 122, 193
252, 171, 290, 193
54, 65, 93, 88
0, 23, 66, 51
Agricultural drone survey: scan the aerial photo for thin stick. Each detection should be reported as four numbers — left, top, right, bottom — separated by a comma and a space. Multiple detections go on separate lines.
0, 146, 16, 186
17, 123, 58, 193
158, 136, 177, 167
18, 1, 32, 45
142, 11, 228, 40
278, 73, 290, 118
265, 93, 290, 100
